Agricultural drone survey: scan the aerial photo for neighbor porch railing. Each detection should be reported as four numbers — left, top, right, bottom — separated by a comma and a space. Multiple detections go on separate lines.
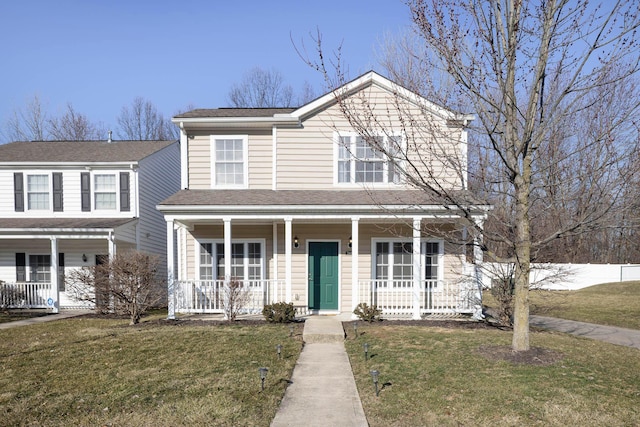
358, 279, 477, 318
174, 279, 287, 314
0, 282, 54, 309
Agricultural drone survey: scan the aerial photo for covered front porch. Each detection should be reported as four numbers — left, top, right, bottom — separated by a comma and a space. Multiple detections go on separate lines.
0, 218, 137, 311
165, 213, 486, 320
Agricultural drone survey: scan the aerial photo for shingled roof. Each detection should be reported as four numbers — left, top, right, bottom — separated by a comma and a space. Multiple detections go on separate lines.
159, 189, 486, 209
174, 108, 296, 119
0, 140, 176, 163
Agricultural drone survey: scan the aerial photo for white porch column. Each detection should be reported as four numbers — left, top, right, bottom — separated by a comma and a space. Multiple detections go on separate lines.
272, 222, 279, 303
284, 217, 292, 303
351, 217, 359, 317
50, 237, 59, 313
108, 231, 116, 260
472, 217, 486, 320
412, 218, 422, 320
224, 218, 232, 281
166, 220, 176, 320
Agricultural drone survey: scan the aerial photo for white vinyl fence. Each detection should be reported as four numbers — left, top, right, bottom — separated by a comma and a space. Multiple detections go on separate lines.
481, 263, 640, 290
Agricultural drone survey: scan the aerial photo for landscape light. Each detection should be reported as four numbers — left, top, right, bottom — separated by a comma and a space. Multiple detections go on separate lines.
364, 343, 369, 361
259, 367, 268, 391
353, 321, 358, 338
370, 370, 380, 396
276, 344, 282, 359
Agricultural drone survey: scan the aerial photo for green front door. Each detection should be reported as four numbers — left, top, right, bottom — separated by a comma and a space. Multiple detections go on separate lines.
308, 242, 339, 310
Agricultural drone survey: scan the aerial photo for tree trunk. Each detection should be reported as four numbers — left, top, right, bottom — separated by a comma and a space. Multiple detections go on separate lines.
512, 168, 531, 351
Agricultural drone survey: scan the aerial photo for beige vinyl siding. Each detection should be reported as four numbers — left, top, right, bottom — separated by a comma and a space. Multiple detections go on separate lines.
276, 83, 464, 191
247, 131, 273, 189
187, 135, 211, 189
188, 130, 273, 190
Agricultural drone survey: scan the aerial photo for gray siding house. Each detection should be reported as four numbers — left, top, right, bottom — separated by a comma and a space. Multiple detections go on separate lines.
0, 140, 180, 311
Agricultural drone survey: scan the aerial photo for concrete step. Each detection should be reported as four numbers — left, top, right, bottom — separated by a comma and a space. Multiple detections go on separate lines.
302, 316, 346, 343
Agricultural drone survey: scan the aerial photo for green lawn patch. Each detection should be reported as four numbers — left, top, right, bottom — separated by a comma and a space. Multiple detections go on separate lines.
0, 315, 303, 426
345, 322, 640, 426
528, 281, 640, 329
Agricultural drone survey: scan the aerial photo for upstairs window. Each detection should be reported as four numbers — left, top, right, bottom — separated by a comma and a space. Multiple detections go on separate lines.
27, 175, 50, 210
336, 133, 402, 185
94, 174, 117, 210
211, 136, 247, 188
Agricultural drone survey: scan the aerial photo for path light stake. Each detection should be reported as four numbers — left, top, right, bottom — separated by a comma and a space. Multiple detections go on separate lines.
363, 343, 369, 361
353, 321, 358, 338
259, 367, 268, 391
276, 344, 282, 360
370, 370, 380, 397
289, 324, 294, 337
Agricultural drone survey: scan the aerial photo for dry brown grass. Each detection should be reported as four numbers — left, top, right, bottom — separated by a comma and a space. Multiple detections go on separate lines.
0, 313, 303, 426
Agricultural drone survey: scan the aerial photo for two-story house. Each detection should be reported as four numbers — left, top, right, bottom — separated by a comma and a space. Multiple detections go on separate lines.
158, 72, 488, 319
0, 139, 180, 312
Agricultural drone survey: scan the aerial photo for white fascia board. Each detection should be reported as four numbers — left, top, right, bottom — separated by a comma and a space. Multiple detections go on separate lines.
0, 230, 115, 238
291, 71, 474, 124
163, 213, 464, 223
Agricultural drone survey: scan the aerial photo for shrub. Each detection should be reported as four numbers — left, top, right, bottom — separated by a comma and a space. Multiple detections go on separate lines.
262, 302, 296, 323
65, 251, 164, 325
223, 279, 250, 321
353, 302, 382, 322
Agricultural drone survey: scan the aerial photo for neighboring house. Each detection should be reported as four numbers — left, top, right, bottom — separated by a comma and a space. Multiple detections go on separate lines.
158, 71, 489, 319
0, 140, 180, 311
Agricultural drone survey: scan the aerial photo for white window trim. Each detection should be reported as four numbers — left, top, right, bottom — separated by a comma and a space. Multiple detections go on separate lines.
25, 172, 52, 211
196, 239, 266, 282
333, 131, 404, 187
370, 238, 444, 289
210, 135, 249, 189
92, 172, 119, 211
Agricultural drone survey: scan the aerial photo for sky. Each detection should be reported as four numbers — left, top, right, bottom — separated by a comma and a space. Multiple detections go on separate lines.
0, 0, 412, 137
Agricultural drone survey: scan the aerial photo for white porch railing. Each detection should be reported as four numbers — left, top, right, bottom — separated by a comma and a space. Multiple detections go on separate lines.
358, 279, 477, 318
174, 279, 287, 314
0, 282, 53, 309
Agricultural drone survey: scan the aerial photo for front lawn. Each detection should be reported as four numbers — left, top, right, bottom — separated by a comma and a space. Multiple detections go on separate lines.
345, 321, 640, 426
528, 281, 640, 329
0, 314, 303, 426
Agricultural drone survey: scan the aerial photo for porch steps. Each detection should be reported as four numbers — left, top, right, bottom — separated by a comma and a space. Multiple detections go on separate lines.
302, 315, 347, 343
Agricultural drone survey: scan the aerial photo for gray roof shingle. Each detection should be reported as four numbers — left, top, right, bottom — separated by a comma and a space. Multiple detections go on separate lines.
174, 108, 296, 119
159, 189, 484, 208
0, 140, 176, 163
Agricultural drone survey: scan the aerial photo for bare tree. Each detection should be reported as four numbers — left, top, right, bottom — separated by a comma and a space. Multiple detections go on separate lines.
227, 67, 295, 108
66, 251, 164, 325
2, 94, 48, 142
116, 97, 177, 140
48, 103, 106, 141
310, 1, 640, 351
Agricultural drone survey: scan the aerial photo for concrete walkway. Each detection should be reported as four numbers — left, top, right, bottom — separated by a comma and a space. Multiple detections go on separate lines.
271, 316, 368, 427
0, 310, 91, 330
530, 315, 640, 349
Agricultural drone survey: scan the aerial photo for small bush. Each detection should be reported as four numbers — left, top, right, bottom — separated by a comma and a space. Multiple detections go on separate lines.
262, 302, 296, 323
353, 302, 382, 322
